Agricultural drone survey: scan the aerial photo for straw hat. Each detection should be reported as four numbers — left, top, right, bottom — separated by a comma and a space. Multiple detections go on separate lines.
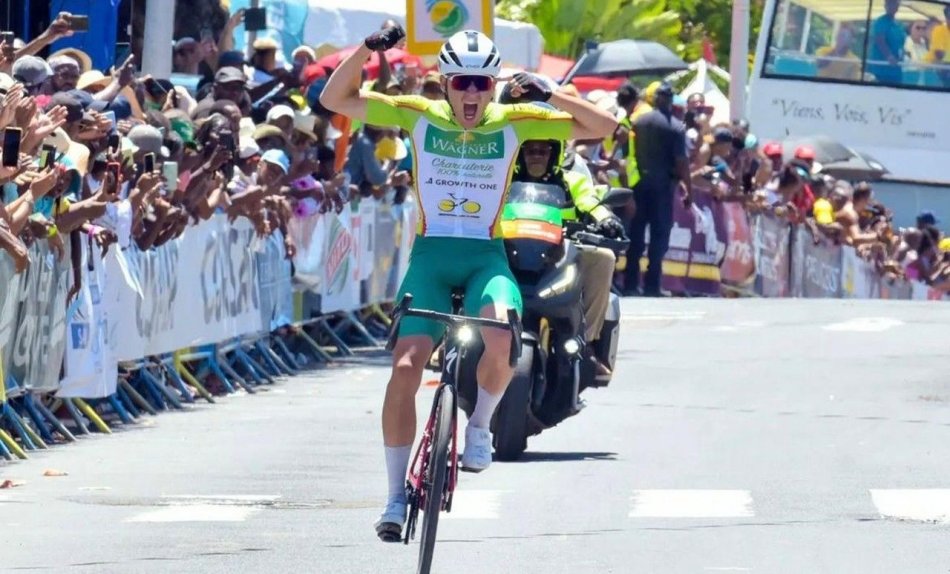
77, 70, 112, 92
49, 48, 93, 73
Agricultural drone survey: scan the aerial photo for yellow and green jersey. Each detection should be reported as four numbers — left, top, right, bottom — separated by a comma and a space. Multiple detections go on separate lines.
364, 92, 572, 239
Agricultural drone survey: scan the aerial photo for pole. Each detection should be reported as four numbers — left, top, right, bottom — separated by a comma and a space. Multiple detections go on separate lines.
141, 0, 175, 77
728, 0, 750, 121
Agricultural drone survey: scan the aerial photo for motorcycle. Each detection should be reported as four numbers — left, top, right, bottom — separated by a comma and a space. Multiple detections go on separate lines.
451, 182, 631, 461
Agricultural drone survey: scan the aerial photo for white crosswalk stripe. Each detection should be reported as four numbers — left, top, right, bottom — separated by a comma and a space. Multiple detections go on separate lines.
443, 489, 505, 520
869, 489, 950, 523
629, 490, 755, 518
124, 494, 280, 523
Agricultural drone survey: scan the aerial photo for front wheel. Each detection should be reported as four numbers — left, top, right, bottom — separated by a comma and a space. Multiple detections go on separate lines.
417, 385, 454, 574
492, 343, 534, 461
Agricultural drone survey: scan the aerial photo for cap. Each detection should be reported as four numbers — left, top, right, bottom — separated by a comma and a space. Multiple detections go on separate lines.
127, 124, 170, 157
763, 141, 783, 157
218, 50, 245, 69
917, 210, 940, 226
293, 112, 317, 139
794, 145, 816, 160
292, 175, 321, 192
292, 46, 316, 62
712, 126, 734, 144
238, 117, 256, 139
672, 94, 686, 109
253, 123, 289, 144
261, 149, 290, 174
266, 104, 295, 123
422, 71, 442, 86
253, 37, 279, 52
939, 237, 950, 252
47, 92, 85, 123
238, 137, 261, 160
174, 37, 198, 52
11, 56, 51, 88
655, 82, 675, 98
215, 67, 246, 85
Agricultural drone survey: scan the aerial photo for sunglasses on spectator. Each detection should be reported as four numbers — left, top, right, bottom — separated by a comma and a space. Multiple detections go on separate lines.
448, 75, 493, 92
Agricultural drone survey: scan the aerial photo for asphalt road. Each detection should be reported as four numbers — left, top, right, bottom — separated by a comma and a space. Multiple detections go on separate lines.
2, 298, 950, 573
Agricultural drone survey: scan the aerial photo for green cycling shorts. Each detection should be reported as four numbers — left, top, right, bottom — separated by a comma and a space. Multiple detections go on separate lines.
396, 236, 522, 343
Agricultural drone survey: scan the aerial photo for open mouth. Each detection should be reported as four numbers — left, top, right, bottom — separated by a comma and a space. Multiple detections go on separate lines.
462, 103, 478, 121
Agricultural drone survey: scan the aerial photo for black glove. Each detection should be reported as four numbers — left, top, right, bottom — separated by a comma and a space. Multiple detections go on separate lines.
595, 216, 626, 240
364, 26, 405, 51
509, 72, 553, 103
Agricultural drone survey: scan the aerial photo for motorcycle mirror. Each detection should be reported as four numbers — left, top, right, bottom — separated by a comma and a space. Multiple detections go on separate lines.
597, 187, 634, 208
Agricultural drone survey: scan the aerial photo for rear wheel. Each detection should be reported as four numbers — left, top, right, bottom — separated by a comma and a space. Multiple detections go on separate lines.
493, 344, 533, 461
417, 385, 454, 574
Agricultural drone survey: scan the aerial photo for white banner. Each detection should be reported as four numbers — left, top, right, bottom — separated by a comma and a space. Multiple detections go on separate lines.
107, 216, 264, 361
841, 247, 881, 300
59, 243, 117, 398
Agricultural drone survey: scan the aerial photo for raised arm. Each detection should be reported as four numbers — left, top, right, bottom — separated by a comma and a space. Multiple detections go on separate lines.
507, 74, 617, 141
320, 26, 405, 121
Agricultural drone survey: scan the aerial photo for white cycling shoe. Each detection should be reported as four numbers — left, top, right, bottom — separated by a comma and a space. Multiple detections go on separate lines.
374, 499, 407, 543
460, 425, 493, 473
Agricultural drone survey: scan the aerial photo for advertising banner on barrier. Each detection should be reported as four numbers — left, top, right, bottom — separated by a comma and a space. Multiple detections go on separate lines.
841, 247, 881, 299
0, 256, 21, 403
793, 227, 843, 298
256, 232, 294, 332
108, 217, 264, 361
753, 214, 791, 297
370, 202, 397, 305
288, 211, 325, 294
8, 240, 70, 394
59, 244, 117, 398
656, 190, 724, 296
719, 202, 756, 290
321, 209, 360, 313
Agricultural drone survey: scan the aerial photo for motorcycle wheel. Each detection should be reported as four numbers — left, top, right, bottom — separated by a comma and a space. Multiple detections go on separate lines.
492, 344, 534, 462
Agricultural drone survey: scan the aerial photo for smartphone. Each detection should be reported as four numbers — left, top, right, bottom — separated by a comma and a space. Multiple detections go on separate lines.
106, 162, 121, 195
143, 152, 155, 174
163, 161, 179, 193
39, 144, 57, 170
108, 133, 121, 154
102, 111, 116, 129
69, 15, 90, 32
2, 128, 21, 167
244, 7, 267, 32
114, 42, 131, 68
219, 131, 235, 151
0, 32, 14, 45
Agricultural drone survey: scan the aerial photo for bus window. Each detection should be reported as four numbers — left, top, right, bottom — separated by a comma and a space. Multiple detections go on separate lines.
763, 0, 950, 91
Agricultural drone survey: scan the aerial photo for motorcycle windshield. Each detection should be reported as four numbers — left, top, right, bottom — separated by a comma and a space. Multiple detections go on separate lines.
501, 182, 566, 245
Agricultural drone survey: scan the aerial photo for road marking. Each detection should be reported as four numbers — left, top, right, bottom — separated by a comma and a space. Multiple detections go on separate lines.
444, 489, 504, 520
870, 489, 950, 523
126, 504, 260, 523
161, 494, 281, 503
822, 317, 904, 332
629, 490, 754, 518
622, 311, 707, 322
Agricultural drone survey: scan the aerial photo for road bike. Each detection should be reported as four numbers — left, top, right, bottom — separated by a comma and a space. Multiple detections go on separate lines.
386, 292, 521, 574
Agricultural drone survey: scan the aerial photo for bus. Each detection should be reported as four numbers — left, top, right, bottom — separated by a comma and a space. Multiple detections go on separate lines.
748, 0, 950, 228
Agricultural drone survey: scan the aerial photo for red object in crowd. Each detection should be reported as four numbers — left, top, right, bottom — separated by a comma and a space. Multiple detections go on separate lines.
763, 141, 783, 158
794, 145, 816, 160
315, 46, 423, 81
702, 37, 718, 66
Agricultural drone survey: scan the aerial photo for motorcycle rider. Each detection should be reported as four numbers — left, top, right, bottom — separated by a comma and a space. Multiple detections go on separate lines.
503, 86, 626, 377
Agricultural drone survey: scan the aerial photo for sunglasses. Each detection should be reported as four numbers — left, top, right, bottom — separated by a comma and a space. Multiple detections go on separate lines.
448, 75, 493, 92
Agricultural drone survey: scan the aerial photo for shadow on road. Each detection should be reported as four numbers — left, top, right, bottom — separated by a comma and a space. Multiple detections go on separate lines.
503, 451, 618, 463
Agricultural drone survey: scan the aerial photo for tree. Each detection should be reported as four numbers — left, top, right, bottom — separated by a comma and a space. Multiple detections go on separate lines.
665, 0, 765, 66
497, 0, 682, 59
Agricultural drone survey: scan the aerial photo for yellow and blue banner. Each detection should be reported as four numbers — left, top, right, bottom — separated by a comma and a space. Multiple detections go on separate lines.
406, 0, 494, 56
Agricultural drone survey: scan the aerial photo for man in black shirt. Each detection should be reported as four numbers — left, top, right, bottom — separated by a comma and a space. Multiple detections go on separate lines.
624, 83, 692, 296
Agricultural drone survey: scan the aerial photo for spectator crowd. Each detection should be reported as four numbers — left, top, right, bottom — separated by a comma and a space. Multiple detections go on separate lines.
0, 10, 947, 299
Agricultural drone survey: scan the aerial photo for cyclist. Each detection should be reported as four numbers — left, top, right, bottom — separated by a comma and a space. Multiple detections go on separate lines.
320, 26, 617, 542
503, 97, 626, 377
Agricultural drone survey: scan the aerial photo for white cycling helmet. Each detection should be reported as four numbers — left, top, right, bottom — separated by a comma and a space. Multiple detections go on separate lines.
438, 30, 501, 77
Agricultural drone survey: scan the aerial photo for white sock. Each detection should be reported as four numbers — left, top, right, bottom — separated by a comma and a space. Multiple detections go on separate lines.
468, 386, 503, 429
384, 445, 411, 505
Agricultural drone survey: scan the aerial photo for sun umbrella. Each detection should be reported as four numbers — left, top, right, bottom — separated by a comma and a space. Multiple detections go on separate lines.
562, 40, 688, 83
781, 135, 889, 181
